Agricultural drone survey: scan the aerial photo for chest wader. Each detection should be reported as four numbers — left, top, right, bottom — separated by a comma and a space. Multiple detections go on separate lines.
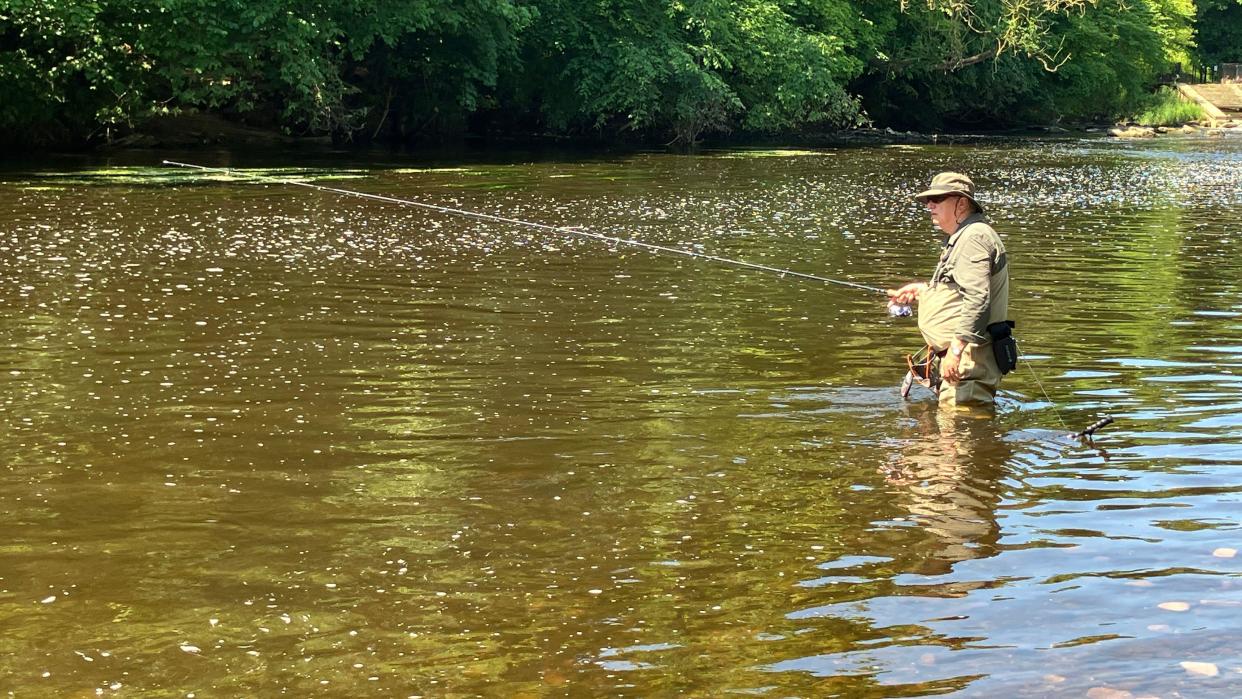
908, 237, 1006, 407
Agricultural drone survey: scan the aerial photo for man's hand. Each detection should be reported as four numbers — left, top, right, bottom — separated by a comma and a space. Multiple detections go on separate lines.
942, 340, 966, 383
941, 351, 961, 383
887, 282, 926, 305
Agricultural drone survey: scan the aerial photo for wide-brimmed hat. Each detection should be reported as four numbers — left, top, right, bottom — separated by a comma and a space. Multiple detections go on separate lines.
914, 172, 984, 212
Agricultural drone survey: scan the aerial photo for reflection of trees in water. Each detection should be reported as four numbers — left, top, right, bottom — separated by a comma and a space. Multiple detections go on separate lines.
882, 404, 1011, 577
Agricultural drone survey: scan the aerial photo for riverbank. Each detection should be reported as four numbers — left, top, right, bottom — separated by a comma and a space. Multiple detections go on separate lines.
1108, 120, 1240, 139
52, 113, 1006, 152
6, 110, 1235, 160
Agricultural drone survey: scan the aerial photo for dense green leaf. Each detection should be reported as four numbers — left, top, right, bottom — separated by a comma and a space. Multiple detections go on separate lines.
0, 0, 1220, 147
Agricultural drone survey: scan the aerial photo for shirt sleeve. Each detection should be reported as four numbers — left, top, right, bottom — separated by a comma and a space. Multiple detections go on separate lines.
953, 229, 994, 343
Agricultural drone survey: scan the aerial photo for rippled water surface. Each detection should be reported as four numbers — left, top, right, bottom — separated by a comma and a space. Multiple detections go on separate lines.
3, 137, 1242, 697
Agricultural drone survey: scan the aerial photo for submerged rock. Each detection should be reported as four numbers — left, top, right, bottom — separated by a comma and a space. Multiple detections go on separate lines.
1180, 661, 1219, 677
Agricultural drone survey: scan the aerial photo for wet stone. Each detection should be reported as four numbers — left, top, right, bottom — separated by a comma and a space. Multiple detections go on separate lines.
1180, 661, 1219, 677
1157, 601, 1192, 612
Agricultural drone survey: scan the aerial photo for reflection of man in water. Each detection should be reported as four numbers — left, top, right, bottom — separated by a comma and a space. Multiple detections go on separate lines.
888, 172, 1010, 408
882, 406, 1010, 577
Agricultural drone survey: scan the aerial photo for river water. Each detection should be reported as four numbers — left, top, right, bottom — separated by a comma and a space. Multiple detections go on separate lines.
2, 137, 1242, 697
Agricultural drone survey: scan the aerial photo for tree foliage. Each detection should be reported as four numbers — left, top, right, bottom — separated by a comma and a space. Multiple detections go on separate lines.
1195, 0, 1242, 65
0, 0, 1216, 147
854, 0, 1197, 128
513, 0, 867, 143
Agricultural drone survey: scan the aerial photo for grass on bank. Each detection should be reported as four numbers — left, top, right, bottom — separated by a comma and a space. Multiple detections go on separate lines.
1134, 87, 1206, 126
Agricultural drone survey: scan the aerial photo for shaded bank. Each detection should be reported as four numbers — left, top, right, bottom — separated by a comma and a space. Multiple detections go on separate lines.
85, 113, 1240, 158
96, 113, 1046, 151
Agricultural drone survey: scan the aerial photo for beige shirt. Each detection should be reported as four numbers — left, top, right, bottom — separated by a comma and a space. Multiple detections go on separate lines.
918, 213, 1009, 350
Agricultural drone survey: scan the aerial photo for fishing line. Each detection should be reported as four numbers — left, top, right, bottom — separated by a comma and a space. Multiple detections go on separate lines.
163, 160, 1108, 439
1018, 351, 1070, 431
1015, 344, 1115, 441
162, 160, 891, 297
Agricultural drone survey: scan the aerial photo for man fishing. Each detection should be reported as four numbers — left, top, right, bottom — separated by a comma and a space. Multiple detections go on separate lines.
888, 172, 1012, 407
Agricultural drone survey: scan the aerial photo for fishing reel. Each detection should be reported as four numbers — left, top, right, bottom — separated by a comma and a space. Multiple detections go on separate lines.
887, 301, 913, 317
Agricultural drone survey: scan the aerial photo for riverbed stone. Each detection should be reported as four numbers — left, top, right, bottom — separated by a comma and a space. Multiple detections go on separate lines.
1158, 601, 1191, 611
1180, 661, 1219, 677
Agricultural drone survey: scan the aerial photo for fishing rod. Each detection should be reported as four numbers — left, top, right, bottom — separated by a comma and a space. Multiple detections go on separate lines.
161, 160, 901, 306
1072, 415, 1114, 440
163, 160, 1112, 439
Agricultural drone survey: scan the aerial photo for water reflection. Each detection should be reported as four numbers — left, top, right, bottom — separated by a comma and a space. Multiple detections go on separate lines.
2, 136, 1242, 696
882, 407, 1009, 578
765, 408, 1008, 694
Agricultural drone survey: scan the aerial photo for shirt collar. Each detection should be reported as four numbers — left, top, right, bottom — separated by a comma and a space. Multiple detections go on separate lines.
943, 212, 987, 247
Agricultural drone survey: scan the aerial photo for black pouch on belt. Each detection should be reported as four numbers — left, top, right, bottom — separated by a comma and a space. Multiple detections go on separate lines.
987, 320, 1018, 374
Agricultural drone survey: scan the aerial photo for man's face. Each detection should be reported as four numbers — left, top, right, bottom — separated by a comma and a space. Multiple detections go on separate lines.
924, 194, 961, 234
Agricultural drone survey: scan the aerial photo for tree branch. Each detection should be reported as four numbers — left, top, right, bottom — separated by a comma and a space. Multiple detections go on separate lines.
939, 47, 999, 71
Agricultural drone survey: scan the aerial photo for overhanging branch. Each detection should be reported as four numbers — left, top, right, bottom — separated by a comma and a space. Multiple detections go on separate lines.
939, 47, 999, 71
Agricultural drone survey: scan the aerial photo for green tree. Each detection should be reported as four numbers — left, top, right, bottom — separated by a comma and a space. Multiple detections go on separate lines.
724, 0, 867, 133
1043, 0, 1169, 120
0, 0, 532, 145
0, 0, 148, 143
851, 0, 1195, 128
0, 0, 1218, 147
1195, 0, 1242, 66
346, 0, 534, 141
514, 0, 866, 144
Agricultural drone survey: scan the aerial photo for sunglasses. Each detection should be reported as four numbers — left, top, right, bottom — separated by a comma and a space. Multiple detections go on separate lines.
925, 194, 954, 204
